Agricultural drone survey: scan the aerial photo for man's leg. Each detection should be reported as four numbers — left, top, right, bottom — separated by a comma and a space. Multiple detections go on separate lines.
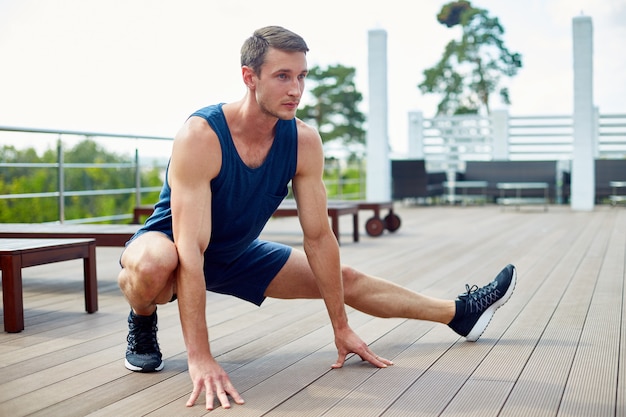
265, 249, 516, 341
265, 249, 455, 322
118, 232, 179, 372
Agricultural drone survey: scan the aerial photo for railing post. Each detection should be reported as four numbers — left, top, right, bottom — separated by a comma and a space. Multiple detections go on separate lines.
135, 148, 141, 207
366, 29, 391, 201
57, 137, 65, 223
336, 160, 343, 200
571, 15, 595, 211
491, 109, 509, 160
408, 111, 424, 159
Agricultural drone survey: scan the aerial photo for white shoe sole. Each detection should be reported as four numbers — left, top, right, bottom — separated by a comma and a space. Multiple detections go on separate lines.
465, 266, 517, 342
125, 358, 164, 372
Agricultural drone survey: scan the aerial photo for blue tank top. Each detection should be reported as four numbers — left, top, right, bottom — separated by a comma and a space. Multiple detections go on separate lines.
140, 103, 298, 263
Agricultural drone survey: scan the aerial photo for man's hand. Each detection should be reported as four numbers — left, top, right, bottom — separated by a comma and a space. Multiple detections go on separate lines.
331, 327, 394, 369
186, 355, 245, 410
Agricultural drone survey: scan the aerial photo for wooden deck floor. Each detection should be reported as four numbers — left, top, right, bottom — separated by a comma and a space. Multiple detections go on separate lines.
1, 204, 625, 416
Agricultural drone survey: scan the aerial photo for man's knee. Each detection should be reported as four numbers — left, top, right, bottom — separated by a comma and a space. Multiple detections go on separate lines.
341, 265, 361, 298
119, 234, 178, 292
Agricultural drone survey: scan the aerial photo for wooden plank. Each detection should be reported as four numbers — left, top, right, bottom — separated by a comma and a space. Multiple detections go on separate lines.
557, 209, 624, 417
440, 380, 515, 417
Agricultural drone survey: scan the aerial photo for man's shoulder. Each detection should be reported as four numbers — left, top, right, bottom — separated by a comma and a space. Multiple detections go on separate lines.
175, 115, 220, 153
185, 116, 218, 137
295, 118, 321, 142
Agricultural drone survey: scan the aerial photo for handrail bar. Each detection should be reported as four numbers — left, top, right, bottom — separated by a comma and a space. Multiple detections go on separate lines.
0, 162, 135, 169
57, 214, 133, 224
0, 125, 171, 141
0, 187, 162, 200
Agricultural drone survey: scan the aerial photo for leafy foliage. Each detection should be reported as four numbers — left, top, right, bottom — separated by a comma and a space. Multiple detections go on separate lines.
419, 1, 522, 115
297, 64, 366, 146
437, 0, 473, 27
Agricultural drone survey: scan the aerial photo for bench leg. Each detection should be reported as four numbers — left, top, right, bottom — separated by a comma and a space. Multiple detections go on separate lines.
1, 254, 25, 333
83, 242, 98, 314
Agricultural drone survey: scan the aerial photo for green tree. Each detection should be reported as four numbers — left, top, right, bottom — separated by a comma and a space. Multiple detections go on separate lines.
0, 145, 58, 222
419, 1, 522, 115
297, 64, 366, 146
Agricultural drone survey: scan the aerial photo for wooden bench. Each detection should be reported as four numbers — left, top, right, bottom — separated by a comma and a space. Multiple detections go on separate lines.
0, 223, 140, 247
497, 182, 549, 211
133, 205, 155, 224
1, 238, 97, 333
133, 200, 364, 242
273, 201, 359, 245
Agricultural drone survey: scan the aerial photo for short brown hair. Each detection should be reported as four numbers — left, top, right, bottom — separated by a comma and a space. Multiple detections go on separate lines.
240, 26, 309, 75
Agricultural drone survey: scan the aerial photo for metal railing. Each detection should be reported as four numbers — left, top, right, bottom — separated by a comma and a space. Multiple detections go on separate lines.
0, 126, 171, 224
0, 126, 366, 224
418, 111, 626, 174
2, 111, 624, 223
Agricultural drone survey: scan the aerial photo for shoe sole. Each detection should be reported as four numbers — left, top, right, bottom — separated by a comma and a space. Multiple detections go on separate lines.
465, 266, 517, 342
124, 358, 165, 373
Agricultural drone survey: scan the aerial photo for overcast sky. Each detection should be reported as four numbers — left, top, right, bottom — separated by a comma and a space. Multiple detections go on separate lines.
0, 0, 624, 154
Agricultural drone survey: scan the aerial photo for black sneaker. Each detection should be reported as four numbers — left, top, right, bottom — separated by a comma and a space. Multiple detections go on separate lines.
448, 264, 517, 342
125, 309, 164, 372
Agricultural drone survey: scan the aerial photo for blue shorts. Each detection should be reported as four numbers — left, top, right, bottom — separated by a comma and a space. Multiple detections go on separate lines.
123, 232, 291, 306
203, 239, 292, 306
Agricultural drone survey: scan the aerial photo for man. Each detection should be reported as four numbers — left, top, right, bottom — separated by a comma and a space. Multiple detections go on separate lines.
118, 26, 516, 410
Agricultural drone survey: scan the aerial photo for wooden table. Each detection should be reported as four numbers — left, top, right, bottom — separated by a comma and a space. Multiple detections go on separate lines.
133, 205, 155, 224
273, 201, 359, 245
1, 238, 97, 333
0, 223, 139, 247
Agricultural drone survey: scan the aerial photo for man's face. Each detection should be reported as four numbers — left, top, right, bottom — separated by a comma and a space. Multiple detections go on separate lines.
254, 48, 308, 120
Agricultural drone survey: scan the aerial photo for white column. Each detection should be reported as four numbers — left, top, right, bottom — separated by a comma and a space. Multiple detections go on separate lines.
366, 29, 391, 201
571, 15, 595, 211
407, 111, 424, 159
491, 109, 509, 160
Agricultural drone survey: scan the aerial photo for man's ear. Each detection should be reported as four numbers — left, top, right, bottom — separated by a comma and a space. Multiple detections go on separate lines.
242, 66, 256, 89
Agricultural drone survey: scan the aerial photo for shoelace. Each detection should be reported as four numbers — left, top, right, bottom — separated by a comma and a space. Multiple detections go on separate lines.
460, 282, 500, 313
127, 316, 159, 354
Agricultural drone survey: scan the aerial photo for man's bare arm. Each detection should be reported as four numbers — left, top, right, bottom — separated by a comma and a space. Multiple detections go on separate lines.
292, 122, 392, 369
169, 118, 244, 409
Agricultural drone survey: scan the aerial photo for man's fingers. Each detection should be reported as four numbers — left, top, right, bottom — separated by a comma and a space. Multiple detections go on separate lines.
331, 352, 347, 369
204, 382, 216, 410
213, 388, 231, 410
370, 354, 394, 368
186, 383, 202, 407
363, 349, 393, 368
339, 345, 393, 369
225, 382, 245, 405
199, 379, 243, 410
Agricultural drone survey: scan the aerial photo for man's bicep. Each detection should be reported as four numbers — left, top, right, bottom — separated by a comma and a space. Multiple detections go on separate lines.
169, 123, 217, 252
293, 122, 331, 238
